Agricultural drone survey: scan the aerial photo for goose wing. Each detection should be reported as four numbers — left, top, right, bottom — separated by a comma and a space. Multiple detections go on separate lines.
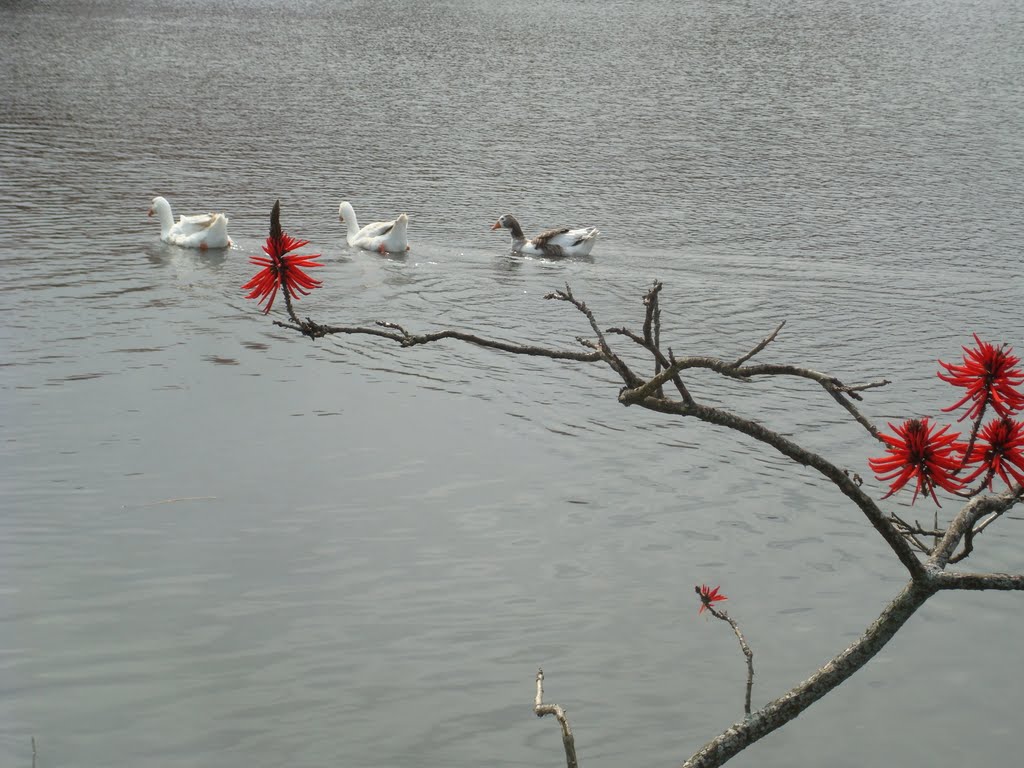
531, 227, 572, 246
174, 212, 224, 236
527, 226, 600, 257
357, 219, 396, 240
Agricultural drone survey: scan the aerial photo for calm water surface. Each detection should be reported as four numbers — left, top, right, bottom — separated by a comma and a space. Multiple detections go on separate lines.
2, 1, 1023, 766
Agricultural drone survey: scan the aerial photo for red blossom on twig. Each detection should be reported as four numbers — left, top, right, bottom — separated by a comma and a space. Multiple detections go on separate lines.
243, 200, 323, 315
938, 335, 1024, 420
960, 418, 1024, 490
694, 583, 754, 715
696, 584, 728, 615
868, 417, 964, 505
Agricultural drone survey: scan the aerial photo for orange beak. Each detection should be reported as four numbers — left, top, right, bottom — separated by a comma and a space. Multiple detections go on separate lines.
490, 220, 502, 230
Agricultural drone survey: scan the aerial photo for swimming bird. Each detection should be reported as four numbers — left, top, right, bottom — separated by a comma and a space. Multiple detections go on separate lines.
148, 196, 231, 250
338, 201, 410, 254
490, 214, 599, 258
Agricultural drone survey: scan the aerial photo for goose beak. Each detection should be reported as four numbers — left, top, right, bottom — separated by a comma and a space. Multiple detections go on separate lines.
490, 220, 502, 230
147, 208, 154, 217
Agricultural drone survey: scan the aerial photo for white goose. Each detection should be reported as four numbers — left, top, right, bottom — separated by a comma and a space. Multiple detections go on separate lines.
491, 214, 599, 258
338, 201, 410, 254
148, 196, 232, 250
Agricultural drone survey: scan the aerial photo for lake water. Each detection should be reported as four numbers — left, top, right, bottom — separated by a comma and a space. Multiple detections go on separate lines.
2, 1, 1023, 766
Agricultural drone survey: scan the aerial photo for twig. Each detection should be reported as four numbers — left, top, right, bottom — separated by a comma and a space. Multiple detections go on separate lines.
547, 285, 644, 387
888, 513, 938, 555
666, 348, 695, 402
889, 512, 944, 538
534, 668, 578, 768
973, 509, 1007, 536
946, 496, 1019, 564
929, 487, 1023, 568
820, 387, 885, 441
958, 400, 989, 473
733, 321, 785, 367
547, 284, 611, 357
281, 281, 300, 326
272, 320, 604, 361
31, 737, 36, 768
964, 472, 998, 499
699, 590, 755, 716
614, 353, 886, 440
267, 201, 303, 327
642, 282, 664, 394
605, 327, 694, 403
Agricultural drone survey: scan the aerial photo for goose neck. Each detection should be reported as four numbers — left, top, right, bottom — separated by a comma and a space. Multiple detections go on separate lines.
505, 217, 525, 242
153, 198, 174, 236
339, 203, 359, 245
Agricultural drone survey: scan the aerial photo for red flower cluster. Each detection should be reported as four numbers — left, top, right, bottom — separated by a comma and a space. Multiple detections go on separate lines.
868, 418, 964, 505
960, 418, 1024, 489
938, 334, 1024, 420
243, 201, 322, 314
869, 336, 1024, 505
696, 584, 727, 615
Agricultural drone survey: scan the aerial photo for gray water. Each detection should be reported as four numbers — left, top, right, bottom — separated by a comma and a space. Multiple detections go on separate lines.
2, 0, 1023, 766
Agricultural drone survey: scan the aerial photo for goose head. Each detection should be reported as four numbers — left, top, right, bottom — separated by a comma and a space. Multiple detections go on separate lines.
491, 213, 515, 230
491, 214, 524, 240
338, 201, 356, 226
148, 196, 170, 217
148, 196, 174, 234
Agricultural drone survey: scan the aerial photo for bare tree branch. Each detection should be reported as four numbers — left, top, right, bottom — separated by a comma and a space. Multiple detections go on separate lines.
534, 669, 578, 768
682, 581, 936, 768
628, 395, 927, 581
272, 319, 604, 362
545, 285, 612, 357
819, 386, 885, 442
932, 572, 1024, 590
642, 281, 663, 392
624, 355, 886, 397
640, 281, 694, 402
972, 509, 1008, 537
929, 487, 1023, 568
546, 285, 644, 387
616, 356, 885, 440
274, 284, 920, 578
607, 325, 695, 403
259, 280, 1024, 768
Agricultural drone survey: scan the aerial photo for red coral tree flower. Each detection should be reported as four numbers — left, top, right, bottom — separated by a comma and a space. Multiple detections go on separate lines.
696, 584, 728, 615
938, 335, 1024, 420
243, 200, 323, 314
868, 417, 964, 505
960, 418, 1024, 490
